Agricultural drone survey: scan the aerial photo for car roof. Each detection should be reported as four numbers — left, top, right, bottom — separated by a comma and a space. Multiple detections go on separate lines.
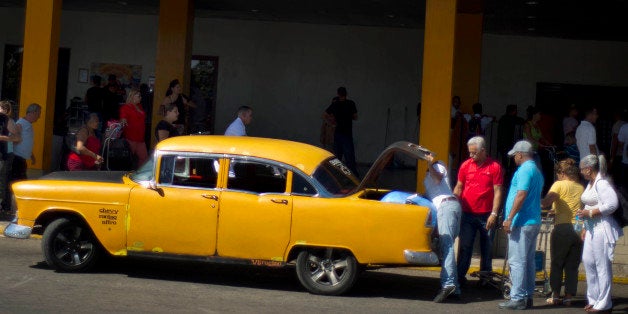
155, 135, 334, 175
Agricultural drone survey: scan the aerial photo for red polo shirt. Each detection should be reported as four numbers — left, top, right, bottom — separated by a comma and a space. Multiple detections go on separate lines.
119, 103, 146, 142
457, 157, 503, 214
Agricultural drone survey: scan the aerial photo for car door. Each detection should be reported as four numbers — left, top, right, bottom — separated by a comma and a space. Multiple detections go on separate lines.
126, 154, 221, 256
216, 157, 292, 261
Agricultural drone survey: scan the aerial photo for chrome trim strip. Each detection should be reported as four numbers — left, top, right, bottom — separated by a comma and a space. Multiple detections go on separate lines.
3, 223, 32, 239
403, 249, 439, 266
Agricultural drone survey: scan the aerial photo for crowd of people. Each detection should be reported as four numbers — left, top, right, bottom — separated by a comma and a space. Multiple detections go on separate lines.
0, 102, 41, 212
0, 80, 625, 311
435, 96, 626, 311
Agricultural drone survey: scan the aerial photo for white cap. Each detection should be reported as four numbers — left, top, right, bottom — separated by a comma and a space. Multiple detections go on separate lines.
507, 140, 533, 156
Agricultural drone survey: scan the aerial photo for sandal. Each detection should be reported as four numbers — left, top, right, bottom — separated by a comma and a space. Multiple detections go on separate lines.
584, 304, 593, 311
546, 297, 562, 306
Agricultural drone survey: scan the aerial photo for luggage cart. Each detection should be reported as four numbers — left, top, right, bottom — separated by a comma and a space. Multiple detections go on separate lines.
534, 211, 554, 296
470, 230, 512, 299
470, 210, 554, 299
101, 121, 133, 171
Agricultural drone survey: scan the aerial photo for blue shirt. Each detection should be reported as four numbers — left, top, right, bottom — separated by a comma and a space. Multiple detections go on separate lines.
224, 117, 246, 136
14, 118, 33, 159
505, 160, 543, 227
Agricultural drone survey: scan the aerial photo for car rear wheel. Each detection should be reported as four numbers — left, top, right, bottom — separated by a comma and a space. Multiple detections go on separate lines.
295, 248, 358, 295
42, 218, 101, 272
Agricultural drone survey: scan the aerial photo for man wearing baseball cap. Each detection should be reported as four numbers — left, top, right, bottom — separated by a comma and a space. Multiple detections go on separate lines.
499, 140, 543, 310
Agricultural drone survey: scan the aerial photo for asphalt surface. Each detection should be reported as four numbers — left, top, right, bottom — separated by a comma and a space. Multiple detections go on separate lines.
1, 215, 627, 313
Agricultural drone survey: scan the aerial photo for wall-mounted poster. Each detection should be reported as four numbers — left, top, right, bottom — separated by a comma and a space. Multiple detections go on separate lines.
90, 62, 142, 89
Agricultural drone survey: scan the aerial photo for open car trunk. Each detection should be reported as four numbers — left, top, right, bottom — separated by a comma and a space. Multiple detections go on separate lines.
355, 141, 432, 197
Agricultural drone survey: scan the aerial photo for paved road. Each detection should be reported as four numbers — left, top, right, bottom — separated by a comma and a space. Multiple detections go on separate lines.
1, 235, 627, 313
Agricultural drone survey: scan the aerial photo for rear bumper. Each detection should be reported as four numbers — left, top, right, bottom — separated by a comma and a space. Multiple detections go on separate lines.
3, 223, 32, 239
403, 249, 439, 266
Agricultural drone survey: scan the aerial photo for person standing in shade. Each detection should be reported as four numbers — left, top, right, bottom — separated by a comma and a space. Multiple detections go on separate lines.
499, 140, 543, 310
323, 86, 358, 176
155, 103, 180, 142
424, 153, 462, 303
224, 106, 253, 136
453, 136, 504, 287
119, 89, 147, 168
11, 103, 41, 181
0, 100, 20, 211
575, 106, 600, 160
162, 79, 195, 134
84, 75, 105, 117
562, 105, 579, 143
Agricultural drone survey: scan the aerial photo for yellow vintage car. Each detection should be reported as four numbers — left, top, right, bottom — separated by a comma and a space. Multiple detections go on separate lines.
4, 136, 437, 295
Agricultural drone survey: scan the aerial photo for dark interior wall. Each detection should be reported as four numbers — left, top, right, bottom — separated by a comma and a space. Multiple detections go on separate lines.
535, 82, 628, 155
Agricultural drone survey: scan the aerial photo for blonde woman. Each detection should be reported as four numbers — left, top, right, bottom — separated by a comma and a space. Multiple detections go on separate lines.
119, 89, 147, 167
540, 158, 583, 306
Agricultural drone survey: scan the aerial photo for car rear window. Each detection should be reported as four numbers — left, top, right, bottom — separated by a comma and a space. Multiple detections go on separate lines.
312, 158, 359, 196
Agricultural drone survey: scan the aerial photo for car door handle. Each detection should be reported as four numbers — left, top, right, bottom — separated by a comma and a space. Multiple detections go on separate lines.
271, 199, 288, 205
201, 194, 218, 201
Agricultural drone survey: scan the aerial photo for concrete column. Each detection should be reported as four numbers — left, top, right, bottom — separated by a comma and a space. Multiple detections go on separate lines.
152, 0, 194, 147
417, 0, 483, 191
418, 0, 457, 191
19, 0, 63, 172
453, 1, 484, 113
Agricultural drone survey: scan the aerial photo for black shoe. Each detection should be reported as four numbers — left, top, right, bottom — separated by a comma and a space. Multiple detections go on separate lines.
526, 298, 533, 309
433, 286, 456, 303
459, 276, 468, 288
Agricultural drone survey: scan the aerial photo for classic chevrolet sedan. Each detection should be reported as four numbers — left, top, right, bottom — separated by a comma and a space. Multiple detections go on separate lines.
5, 136, 438, 295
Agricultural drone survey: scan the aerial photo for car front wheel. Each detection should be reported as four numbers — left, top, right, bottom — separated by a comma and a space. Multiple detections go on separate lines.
42, 218, 101, 272
295, 248, 358, 295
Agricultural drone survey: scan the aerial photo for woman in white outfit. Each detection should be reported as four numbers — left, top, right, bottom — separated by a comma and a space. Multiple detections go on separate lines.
577, 154, 623, 312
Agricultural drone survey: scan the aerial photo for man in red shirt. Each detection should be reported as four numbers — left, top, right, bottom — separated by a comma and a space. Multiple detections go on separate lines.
453, 136, 504, 287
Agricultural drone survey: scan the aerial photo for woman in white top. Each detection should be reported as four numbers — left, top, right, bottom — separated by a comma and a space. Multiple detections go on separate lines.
577, 154, 623, 312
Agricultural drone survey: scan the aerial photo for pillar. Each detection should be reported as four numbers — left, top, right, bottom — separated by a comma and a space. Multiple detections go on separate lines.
417, 0, 483, 192
453, 1, 484, 113
418, 0, 457, 192
152, 0, 194, 147
19, 0, 63, 172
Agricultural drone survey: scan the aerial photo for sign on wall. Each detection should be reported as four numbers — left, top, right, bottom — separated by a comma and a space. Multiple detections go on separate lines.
90, 62, 142, 89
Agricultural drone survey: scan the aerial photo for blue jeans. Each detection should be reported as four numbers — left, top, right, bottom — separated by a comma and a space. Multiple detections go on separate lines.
508, 224, 541, 301
437, 199, 462, 290
457, 212, 495, 280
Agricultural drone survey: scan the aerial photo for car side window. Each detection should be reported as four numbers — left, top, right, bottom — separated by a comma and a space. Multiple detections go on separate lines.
227, 159, 287, 194
292, 172, 316, 196
159, 155, 219, 189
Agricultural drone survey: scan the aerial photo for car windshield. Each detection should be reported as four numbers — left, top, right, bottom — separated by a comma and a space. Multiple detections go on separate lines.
312, 158, 359, 196
129, 156, 154, 182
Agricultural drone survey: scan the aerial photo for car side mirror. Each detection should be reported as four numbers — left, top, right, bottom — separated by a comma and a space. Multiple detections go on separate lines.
147, 180, 164, 197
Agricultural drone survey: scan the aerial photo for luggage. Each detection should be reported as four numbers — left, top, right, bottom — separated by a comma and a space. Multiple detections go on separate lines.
102, 138, 133, 171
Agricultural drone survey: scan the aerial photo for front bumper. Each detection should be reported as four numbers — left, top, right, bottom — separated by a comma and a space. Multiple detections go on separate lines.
403, 249, 439, 266
3, 223, 32, 239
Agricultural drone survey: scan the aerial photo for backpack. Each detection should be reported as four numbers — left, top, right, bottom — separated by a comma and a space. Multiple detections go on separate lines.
614, 186, 628, 228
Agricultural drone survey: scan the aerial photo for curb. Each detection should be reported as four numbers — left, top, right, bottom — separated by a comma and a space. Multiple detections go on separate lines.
419, 265, 628, 285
